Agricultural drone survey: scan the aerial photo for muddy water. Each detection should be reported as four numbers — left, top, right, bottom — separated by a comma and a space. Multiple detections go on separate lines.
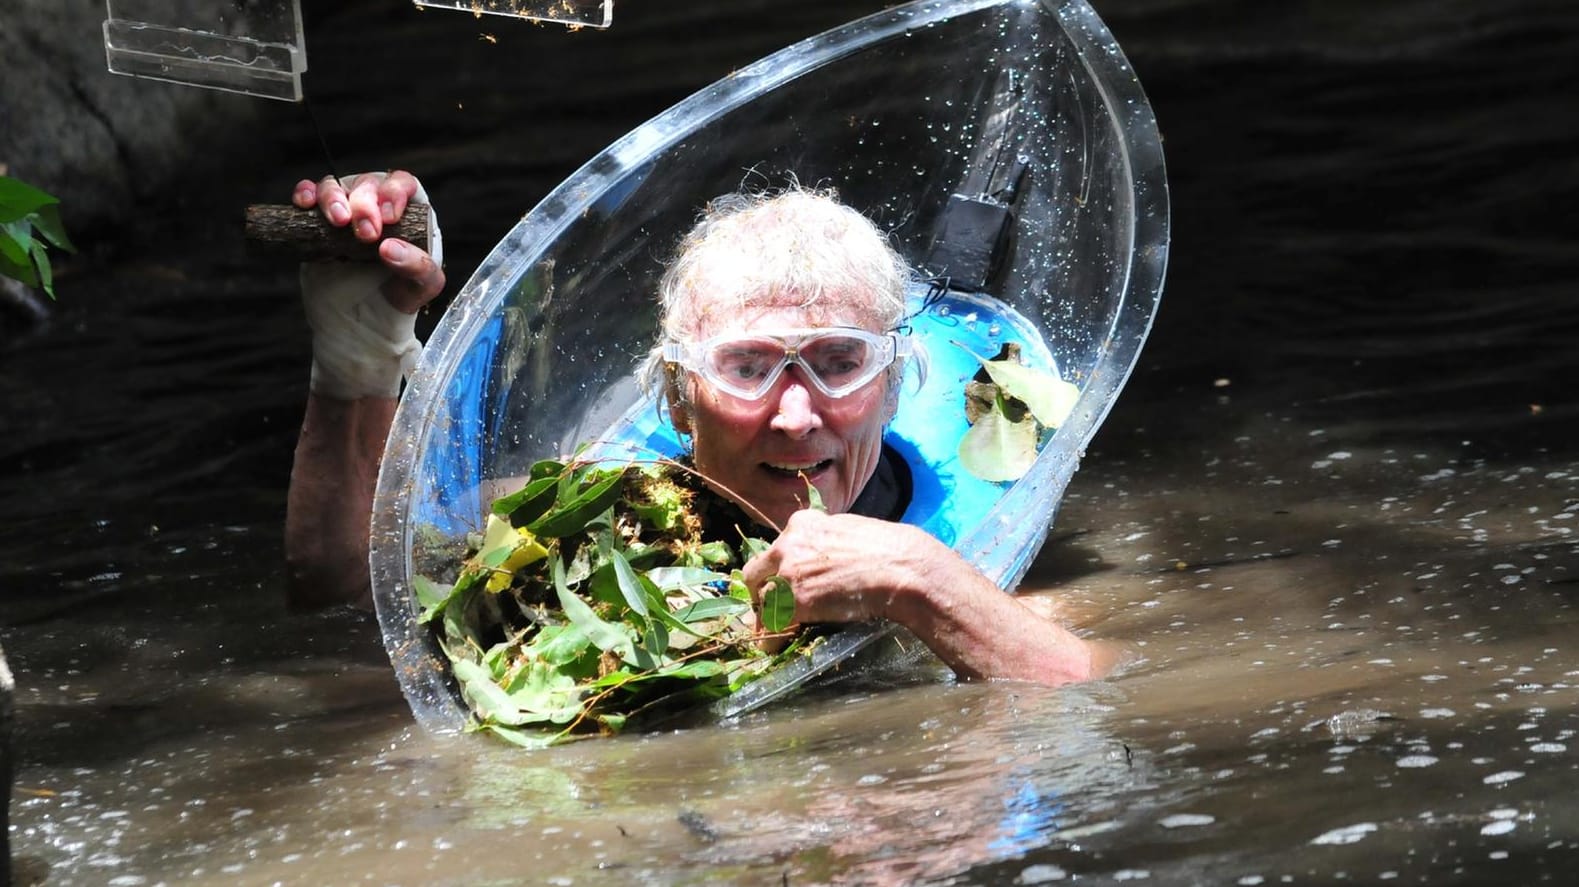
6, 0, 1579, 883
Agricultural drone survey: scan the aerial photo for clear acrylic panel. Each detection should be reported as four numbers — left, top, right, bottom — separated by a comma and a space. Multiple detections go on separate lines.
103, 0, 307, 101
412, 0, 613, 29
371, 0, 1170, 733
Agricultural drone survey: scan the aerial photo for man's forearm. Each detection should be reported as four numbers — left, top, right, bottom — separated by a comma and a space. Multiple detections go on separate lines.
284, 394, 398, 608
885, 553, 1096, 685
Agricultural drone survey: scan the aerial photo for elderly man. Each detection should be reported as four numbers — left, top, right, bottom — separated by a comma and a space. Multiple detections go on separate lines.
286, 171, 1105, 685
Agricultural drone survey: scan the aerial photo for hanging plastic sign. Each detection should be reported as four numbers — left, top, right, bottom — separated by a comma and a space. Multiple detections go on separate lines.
412, 0, 613, 29
103, 0, 307, 102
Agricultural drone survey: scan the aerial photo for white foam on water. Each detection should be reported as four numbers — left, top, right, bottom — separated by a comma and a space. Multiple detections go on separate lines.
1310, 823, 1378, 845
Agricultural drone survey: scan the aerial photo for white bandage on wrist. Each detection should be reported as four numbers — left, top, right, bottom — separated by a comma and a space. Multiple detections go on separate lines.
299, 172, 442, 400
301, 263, 422, 399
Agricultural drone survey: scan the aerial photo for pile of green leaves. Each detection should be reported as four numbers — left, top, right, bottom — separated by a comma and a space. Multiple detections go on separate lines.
958, 342, 1081, 482
0, 176, 74, 299
415, 457, 800, 747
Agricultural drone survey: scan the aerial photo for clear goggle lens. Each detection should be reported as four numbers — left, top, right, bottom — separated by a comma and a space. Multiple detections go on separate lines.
664, 327, 911, 400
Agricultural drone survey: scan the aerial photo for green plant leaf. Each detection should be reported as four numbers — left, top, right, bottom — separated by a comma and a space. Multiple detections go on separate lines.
958, 404, 1039, 482
528, 469, 625, 538
552, 554, 633, 656
656, 659, 730, 679
700, 540, 735, 564
440, 583, 479, 654
493, 474, 559, 524
639, 619, 670, 661
803, 477, 825, 512
0, 179, 72, 299
31, 246, 54, 298
413, 574, 456, 624
0, 243, 36, 289
1, 221, 33, 261
483, 722, 558, 748
454, 658, 541, 726
28, 204, 74, 252
740, 536, 771, 560
608, 547, 651, 617
0, 176, 57, 223
671, 596, 750, 624
509, 660, 583, 722
759, 576, 796, 633
975, 358, 1080, 430
526, 623, 595, 669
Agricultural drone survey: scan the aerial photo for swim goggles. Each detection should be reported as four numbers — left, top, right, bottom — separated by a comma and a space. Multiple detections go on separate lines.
663, 327, 913, 401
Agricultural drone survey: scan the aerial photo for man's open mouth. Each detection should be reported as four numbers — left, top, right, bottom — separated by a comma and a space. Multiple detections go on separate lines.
762, 459, 833, 478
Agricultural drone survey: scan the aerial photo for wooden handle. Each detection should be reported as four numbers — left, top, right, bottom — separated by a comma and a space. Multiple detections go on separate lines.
244, 203, 431, 261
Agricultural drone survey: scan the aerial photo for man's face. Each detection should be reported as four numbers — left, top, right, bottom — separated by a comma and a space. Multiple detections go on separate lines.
673, 301, 892, 530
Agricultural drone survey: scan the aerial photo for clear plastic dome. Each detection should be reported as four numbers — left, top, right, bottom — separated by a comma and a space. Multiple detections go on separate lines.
371, 0, 1169, 734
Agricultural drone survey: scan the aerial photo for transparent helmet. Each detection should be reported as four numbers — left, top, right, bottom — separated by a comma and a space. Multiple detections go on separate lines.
371, 0, 1169, 734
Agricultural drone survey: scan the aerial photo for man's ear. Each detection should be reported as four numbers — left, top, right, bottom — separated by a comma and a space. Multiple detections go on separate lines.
665, 365, 693, 434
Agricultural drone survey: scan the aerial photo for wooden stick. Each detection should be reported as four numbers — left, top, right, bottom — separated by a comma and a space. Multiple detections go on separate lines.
244, 203, 431, 261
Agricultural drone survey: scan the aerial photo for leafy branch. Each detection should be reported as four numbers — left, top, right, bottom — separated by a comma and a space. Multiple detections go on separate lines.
0, 175, 75, 299
416, 456, 805, 747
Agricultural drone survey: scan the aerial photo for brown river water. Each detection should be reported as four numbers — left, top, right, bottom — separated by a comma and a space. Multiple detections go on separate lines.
4, 0, 1578, 883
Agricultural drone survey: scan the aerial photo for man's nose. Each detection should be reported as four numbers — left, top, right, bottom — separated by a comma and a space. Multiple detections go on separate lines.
769, 369, 823, 438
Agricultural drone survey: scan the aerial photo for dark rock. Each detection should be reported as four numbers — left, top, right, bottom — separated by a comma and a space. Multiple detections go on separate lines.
0, 0, 261, 234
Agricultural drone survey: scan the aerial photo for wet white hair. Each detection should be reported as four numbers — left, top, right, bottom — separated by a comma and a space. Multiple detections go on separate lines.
640, 185, 920, 405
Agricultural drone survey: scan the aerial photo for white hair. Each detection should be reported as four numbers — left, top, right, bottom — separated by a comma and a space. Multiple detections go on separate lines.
640, 185, 919, 403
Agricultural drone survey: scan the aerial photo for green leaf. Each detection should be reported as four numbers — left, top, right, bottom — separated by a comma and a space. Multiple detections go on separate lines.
0, 221, 33, 262
28, 204, 74, 252
482, 722, 558, 749
484, 641, 514, 679
31, 246, 54, 299
726, 570, 752, 602
740, 536, 772, 560
0, 179, 72, 300
508, 660, 583, 722
454, 658, 540, 726
804, 478, 825, 512
413, 574, 456, 623
976, 358, 1081, 430
440, 584, 479, 654
639, 619, 670, 661
671, 596, 750, 624
589, 667, 642, 691
492, 474, 559, 524
0, 243, 37, 289
658, 659, 732, 679
759, 576, 796, 633
0, 176, 57, 222
608, 547, 650, 617
958, 403, 1039, 482
527, 623, 594, 667
677, 541, 736, 568
552, 554, 636, 656
528, 468, 625, 538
